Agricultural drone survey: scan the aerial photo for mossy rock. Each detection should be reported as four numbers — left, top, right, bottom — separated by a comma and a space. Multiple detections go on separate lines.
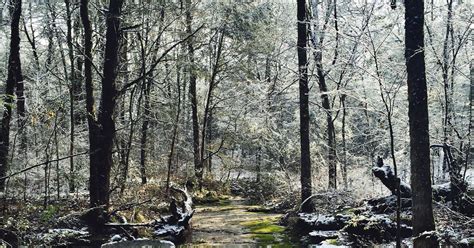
343, 214, 412, 243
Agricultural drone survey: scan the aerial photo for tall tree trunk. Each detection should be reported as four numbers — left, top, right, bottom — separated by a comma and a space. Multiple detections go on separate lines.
441, 0, 454, 177
16, 3, 27, 154
201, 29, 224, 176
310, 0, 337, 189
74, 10, 84, 123
46, 1, 54, 66
80, 0, 97, 206
370, 30, 402, 247
185, 0, 202, 183
317, 64, 337, 189
138, 30, 148, 185
139, 74, 151, 185
0, 0, 23, 192
166, 54, 182, 193
90, 0, 123, 207
467, 45, 473, 178
81, 0, 124, 207
119, 87, 137, 194
405, 1, 437, 247
118, 32, 136, 194
22, 2, 40, 70
297, 0, 312, 213
341, 94, 347, 189
65, 0, 76, 193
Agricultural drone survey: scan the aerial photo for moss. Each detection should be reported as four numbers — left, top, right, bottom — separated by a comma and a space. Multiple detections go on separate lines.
239, 216, 294, 247
326, 238, 338, 245
134, 211, 147, 222
241, 216, 284, 234
194, 191, 231, 206
41, 205, 59, 222
250, 233, 293, 247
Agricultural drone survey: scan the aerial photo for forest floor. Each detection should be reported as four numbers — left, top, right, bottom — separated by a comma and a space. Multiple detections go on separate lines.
1, 178, 472, 247
183, 197, 294, 247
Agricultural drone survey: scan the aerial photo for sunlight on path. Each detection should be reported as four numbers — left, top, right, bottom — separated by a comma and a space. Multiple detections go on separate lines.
182, 197, 292, 247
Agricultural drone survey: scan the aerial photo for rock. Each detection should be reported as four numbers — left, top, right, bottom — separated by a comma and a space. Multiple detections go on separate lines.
41, 228, 91, 246
56, 206, 109, 230
296, 213, 351, 233
343, 215, 412, 243
101, 239, 175, 248
110, 234, 122, 242
432, 183, 452, 202
367, 195, 412, 214
459, 237, 474, 248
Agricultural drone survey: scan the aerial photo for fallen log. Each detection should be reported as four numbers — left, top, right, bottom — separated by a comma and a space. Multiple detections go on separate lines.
372, 157, 465, 202
372, 157, 411, 197
153, 186, 194, 243
368, 184, 473, 216
100, 186, 195, 245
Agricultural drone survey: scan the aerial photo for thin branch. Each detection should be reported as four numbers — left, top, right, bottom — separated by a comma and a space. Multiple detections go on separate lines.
0, 151, 89, 180
118, 24, 204, 95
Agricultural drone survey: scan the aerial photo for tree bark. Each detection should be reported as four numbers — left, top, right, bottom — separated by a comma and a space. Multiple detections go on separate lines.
91, 0, 123, 207
185, 0, 202, 183
138, 30, 150, 186
310, 0, 337, 189
404, 1, 437, 247
297, 0, 313, 213
0, 0, 23, 192
166, 53, 183, 193
82, 0, 124, 207
22, 2, 40, 70
139, 75, 151, 185
201, 29, 224, 176
65, 0, 77, 193
341, 95, 347, 189
16, 0, 27, 154
80, 0, 96, 206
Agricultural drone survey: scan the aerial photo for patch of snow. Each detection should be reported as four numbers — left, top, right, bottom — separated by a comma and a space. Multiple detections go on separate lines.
309, 230, 338, 237
48, 228, 89, 236
153, 224, 184, 236
110, 234, 122, 242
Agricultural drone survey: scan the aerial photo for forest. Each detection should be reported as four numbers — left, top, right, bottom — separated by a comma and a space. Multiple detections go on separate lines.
0, 0, 472, 247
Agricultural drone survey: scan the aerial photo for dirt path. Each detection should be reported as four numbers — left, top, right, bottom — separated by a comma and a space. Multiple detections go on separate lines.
182, 197, 293, 247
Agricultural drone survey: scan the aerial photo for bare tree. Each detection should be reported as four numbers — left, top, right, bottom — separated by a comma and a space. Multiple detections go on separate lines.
297, 0, 313, 213
81, 0, 124, 207
405, 1, 437, 246
0, 0, 23, 192
185, 0, 202, 185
